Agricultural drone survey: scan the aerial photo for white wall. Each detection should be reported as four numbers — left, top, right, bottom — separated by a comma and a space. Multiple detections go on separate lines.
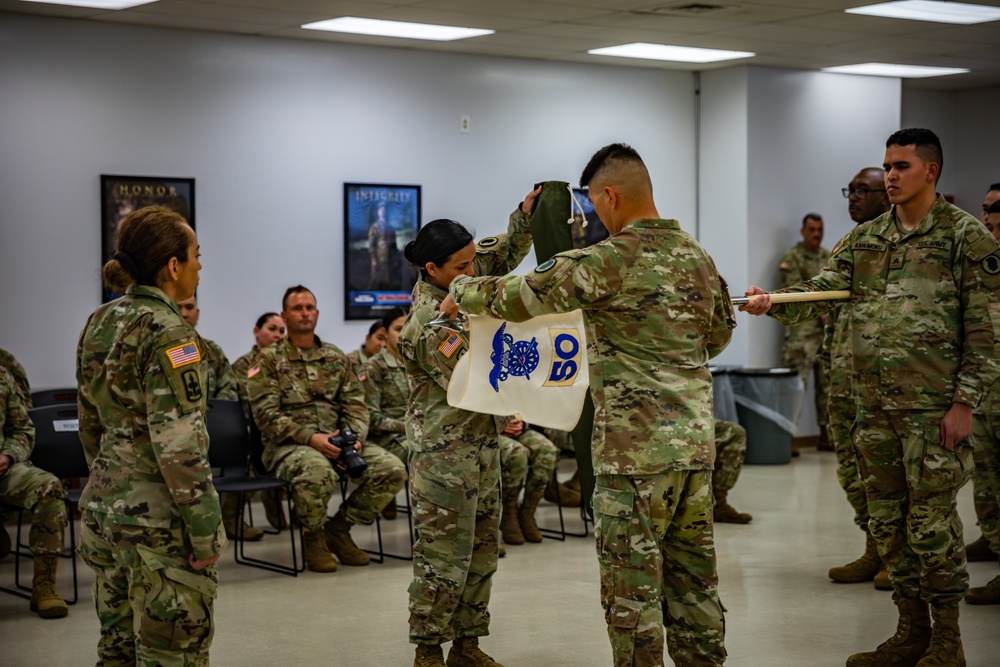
951, 86, 1000, 215
0, 14, 697, 389
900, 88, 957, 199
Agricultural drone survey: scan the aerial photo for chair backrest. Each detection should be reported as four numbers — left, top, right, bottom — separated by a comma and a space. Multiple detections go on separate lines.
205, 399, 251, 473
30, 388, 78, 408
247, 420, 270, 478
27, 404, 90, 479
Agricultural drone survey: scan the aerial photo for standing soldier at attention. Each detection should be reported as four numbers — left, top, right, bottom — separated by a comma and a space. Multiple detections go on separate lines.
778, 213, 831, 448
0, 362, 70, 619
741, 129, 1000, 667
246, 285, 407, 573
826, 168, 891, 588
444, 144, 735, 666
76, 206, 225, 666
398, 184, 540, 667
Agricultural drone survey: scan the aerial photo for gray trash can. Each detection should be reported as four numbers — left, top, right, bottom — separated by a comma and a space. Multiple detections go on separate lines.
729, 368, 803, 464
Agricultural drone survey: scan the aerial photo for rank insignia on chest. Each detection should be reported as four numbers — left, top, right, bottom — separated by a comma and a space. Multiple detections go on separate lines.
489, 322, 539, 392
439, 334, 462, 358
166, 342, 201, 368
247, 364, 260, 379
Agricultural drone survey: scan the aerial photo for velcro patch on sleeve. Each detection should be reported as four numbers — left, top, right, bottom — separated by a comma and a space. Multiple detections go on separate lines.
165, 342, 201, 368
439, 334, 462, 358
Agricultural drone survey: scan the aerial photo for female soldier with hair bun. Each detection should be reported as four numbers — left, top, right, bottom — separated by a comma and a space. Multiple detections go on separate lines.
398, 185, 540, 667
76, 205, 224, 666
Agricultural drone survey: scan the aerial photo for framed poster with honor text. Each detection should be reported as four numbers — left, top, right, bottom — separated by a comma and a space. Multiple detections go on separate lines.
343, 183, 421, 320
100, 174, 195, 301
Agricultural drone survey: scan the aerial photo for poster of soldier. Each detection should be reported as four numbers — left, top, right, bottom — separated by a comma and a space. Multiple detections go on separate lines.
100, 174, 195, 302
343, 182, 421, 320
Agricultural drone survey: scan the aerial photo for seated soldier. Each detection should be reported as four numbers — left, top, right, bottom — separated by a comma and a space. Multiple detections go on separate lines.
359, 307, 410, 520
177, 296, 260, 541
346, 319, 387, 377
246, 285, 407, 573
540, 427, 583, 508
713, 419, 752, 524
0, 362, 69, 619
498, 419, 558, 544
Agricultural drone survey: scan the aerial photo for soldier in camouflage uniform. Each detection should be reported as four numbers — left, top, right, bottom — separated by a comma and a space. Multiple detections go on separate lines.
778, 213, 831, 445
359, 307, 411, 521
965, 200, 1000, 604
742, 129, 1000, 667
826, 168, 891, 587
497, 420, 558, 545
966, 190, 1000, 565
346, 319, 387, 377
231, 312, 287, 531
246, 285, 406, 573
398, 186, 539, 667
76, 206, 224, 666
447, 145, 734, 667
177, 296, 257, 542
0, 363, 69, 619
0, 347, 31, 405
712, 420, 751, 524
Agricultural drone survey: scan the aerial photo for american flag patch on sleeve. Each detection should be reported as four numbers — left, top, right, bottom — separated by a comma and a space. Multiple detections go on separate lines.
247, 364, 260, 379
166, 342, 201, 368
439, 334, 461, 359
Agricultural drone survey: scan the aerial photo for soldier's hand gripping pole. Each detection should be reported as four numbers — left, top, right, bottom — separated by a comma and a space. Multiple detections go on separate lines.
731, 290, 851, 306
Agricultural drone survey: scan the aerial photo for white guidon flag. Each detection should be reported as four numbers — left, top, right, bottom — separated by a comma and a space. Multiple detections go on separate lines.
447, 311, 589, 431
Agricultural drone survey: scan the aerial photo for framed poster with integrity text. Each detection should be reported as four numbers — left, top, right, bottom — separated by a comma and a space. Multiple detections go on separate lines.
343, 182, 421, 321
100, 174, 195, 301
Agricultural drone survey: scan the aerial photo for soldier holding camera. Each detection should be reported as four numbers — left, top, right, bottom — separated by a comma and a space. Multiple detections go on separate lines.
247, 285, 407, 573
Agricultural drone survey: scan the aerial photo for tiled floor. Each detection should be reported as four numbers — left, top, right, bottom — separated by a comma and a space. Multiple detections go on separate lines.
2, 450, 998, 666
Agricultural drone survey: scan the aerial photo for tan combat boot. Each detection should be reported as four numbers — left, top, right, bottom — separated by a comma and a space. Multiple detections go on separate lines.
874, 567, 893, 590
500, 491, 524, 545
846, 595, 930, 667
446, 637, 504, 667
517, 491, 544, 543
304, 530, 338, 572
713, 492, 752, 524
261, 488, 287, 531
830, 532, 882, 583
564, 469, 581, 492
414, 643, 447, 667
221, 494, 264, 541
964, 535, 997, 562
382, 501, 398, 520
497, 543, 506, 558
325, 512, 370, 566
965, 574, 1000, 604
544, 474, 582, 507
915, 607, 964, 667
30, 554, 68, 619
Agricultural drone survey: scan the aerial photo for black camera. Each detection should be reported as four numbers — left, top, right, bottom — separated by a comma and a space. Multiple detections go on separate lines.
329, 429, 366, 479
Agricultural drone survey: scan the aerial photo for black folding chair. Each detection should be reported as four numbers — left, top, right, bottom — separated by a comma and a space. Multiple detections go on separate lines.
29, 388, 78, 408
539, 462, 590, 541
206, 399, 303, 576
335, 471, 414, 564
1, 405, 88, 604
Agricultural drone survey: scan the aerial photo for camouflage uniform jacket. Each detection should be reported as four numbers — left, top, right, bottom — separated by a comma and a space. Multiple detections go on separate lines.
233, 345, 260, 420
1, 366, 34, 464
200, 336, 239, 400
246, 335, 369, 471
779, 242, 830, 339
75, 284, 223, 559
359, 348, 409, 446
770, 196, 1000, 411
0, 348, 31, 407
398, 208, 533, 452
821, 231, 853, 399
346, 347, 368, 377
451, 218, 736, 476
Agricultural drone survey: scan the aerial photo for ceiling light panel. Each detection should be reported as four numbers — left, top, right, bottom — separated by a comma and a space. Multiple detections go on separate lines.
822, 62, 970, 77
19, 0, 158, 8
301, 17, 494, 41
846, 1, 1000, 25
588, 42, 754, 63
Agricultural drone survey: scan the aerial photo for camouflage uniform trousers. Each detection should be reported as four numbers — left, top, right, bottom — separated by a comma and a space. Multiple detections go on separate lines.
593, 471, 726, 667
781, 332, 828, 429
499, 429, 558, 498
971, 412, 1000, 553
379, 433, 411, 469
273, 444, 406, 532
828, 399, 868, 529
711, 421, 745, 496
853, 408, 973, 606
0, 462, 67, 555
78, 509, 217, 667
408, 441, 501, 645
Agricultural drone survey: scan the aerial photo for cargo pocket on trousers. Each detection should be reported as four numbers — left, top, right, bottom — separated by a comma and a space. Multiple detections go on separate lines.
136, 546, 217, 652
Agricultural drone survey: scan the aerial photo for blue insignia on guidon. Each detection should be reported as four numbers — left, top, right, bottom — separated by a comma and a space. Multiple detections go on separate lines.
489, 322, 540, 392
